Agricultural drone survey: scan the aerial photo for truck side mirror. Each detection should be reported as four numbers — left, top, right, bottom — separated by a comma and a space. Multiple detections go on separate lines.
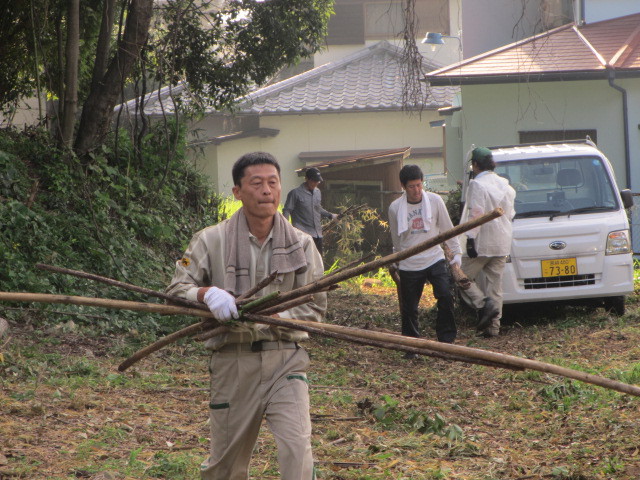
620, 189, 634, 209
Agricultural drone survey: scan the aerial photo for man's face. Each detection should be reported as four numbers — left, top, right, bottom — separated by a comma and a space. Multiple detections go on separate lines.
232, 164, 281, 220
305, 179, 321, 190
403, 178, 423, 203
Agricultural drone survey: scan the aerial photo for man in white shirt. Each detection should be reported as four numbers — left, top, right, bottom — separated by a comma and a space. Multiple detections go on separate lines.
388, 165, 462, 354
460, 147, 516, 337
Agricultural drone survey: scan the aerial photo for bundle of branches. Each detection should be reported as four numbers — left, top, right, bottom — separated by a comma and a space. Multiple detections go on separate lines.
322, 203, 368, 235
3, 207, 640, 397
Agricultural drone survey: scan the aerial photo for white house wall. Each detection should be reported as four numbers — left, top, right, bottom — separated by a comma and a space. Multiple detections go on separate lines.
624, 78, 640, 191
459, 79, 638, 189
460, 0, 545, 59
196, 110, 444, 197
583, 0, 640, 23
0, 97, 44, 128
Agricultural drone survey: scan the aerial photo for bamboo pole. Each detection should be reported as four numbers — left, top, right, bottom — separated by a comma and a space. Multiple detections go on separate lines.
442, 242, 471, 290
236, 271, 279, 304
117, 320, 214, 371
36, 263, 206, 310
322, 253, 375, 281
2, 291, 639, 396
261, 208, 503, 310
244, 313, 640, 397
35, 208, 496, 318
0, 292, 215, 318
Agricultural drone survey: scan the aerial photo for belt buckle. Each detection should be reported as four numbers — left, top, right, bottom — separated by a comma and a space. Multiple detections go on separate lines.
250, 341, 264, 352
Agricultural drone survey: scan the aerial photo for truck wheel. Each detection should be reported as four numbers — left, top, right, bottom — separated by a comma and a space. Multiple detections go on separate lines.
603, 296, 625, 316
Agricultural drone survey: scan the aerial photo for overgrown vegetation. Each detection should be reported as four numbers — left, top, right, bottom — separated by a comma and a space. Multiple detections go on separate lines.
0, 124, 221, 334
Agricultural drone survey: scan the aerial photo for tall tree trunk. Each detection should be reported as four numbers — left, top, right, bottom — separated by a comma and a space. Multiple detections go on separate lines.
60, 0, 79, 147
74, 0, 153, 155
90, 0, 117, 93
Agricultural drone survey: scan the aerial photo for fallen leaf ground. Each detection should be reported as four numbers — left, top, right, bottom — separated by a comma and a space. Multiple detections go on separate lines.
2, 284, 640, 479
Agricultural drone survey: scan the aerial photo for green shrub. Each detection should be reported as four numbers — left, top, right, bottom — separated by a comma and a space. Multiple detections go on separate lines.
0, 124, 222, 333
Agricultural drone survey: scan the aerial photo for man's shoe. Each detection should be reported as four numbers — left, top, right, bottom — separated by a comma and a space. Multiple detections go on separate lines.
403, 352, 419, 360
477, 298, 500, 331
477, 327, 499, 338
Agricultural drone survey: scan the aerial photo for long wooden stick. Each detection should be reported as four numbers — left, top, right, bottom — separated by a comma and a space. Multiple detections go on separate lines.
442, 243, 471, 290
236, 271, 279, 303
323, 253, 375, 279
244, 313, 640, 397
36, 207, 493, 316
2, 291, 639, 396
36, 263, 206, 310
264, 208, 503, 309
0, 292, 215, 317
117, 320, 214, 371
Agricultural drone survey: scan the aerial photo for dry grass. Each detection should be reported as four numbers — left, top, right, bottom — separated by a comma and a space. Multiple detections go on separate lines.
2, 286, 640, 479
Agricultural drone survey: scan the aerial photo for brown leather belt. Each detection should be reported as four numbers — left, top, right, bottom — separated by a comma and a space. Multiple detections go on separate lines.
217, 341, 299, 353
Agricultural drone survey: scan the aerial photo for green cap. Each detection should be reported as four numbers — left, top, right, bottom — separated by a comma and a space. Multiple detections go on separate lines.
471, 147, 492, 162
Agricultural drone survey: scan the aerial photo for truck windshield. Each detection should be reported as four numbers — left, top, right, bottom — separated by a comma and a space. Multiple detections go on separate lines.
494, 156, 619, 219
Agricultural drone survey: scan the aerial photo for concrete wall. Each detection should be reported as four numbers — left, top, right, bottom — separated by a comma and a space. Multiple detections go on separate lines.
314, 0, 463, 69
457, 79, 639, 190
192, 109, 445, 199
0, 97, 44, 129
583, 0, 640, 23
460, 0, 547, 59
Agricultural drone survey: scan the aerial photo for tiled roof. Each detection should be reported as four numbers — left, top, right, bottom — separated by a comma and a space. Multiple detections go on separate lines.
236, 41, 457, 114
115, 82, 189, 116
427, 13, 640, 85
116, 41, 458, 116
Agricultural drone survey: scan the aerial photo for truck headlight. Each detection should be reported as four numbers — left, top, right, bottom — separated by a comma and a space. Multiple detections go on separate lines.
606, 230, 631, 255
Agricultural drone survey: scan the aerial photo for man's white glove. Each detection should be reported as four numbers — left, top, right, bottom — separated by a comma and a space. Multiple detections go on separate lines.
449, 254, 462, 269
203, 287, 239, 322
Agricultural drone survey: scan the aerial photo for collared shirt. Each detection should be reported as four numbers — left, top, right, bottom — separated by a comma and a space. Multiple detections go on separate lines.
166, 220, 327, 350
283, 183, 333, 238
460, 171, 516, 256
388, 191, 461, 271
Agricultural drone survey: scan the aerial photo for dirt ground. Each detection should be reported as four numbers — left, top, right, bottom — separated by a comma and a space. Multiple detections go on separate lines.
2, 285, 640, 479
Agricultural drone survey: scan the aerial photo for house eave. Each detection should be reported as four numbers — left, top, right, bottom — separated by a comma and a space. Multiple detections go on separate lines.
427, 69, 640, 86
189, 127, 280, 146
296, 148, 412, 176
237, 105, 440, 116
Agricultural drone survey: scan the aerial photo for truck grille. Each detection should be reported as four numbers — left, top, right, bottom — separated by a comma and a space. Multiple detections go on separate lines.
524, 274, 596, 289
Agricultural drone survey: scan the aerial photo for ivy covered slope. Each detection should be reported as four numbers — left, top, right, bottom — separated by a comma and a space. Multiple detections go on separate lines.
0, 125, 221, 332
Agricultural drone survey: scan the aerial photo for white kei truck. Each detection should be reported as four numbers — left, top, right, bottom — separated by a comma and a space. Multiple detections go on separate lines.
462, 139, 635, 315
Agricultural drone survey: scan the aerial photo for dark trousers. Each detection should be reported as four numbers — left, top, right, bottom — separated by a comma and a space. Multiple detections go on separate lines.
312, 236, 323, 255
398, 259, 456, 343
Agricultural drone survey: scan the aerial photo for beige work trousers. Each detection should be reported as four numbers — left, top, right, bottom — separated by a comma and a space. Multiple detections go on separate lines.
201, 346, 314, 480
460, 256, 507, 328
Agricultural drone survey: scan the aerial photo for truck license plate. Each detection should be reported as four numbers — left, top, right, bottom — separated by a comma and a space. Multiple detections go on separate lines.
541, 258, 577, 277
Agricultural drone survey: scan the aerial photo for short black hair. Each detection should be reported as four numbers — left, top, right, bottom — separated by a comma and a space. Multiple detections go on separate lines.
399, 164, 423, 186
232, 152, 281, 186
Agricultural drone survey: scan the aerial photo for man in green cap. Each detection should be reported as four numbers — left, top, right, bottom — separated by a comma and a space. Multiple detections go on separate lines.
459, 147, 516, 337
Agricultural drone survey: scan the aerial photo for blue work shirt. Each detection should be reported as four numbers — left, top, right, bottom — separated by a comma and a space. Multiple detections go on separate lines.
283, 183, 333, 238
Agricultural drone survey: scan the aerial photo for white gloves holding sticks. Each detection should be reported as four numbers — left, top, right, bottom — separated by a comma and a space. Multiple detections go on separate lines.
203, 287, 239, 322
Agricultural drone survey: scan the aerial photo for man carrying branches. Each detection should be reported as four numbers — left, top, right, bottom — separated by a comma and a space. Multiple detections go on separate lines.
282, 167, 338, 255
388, 165, 462, 355
166, 152, 327, 479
